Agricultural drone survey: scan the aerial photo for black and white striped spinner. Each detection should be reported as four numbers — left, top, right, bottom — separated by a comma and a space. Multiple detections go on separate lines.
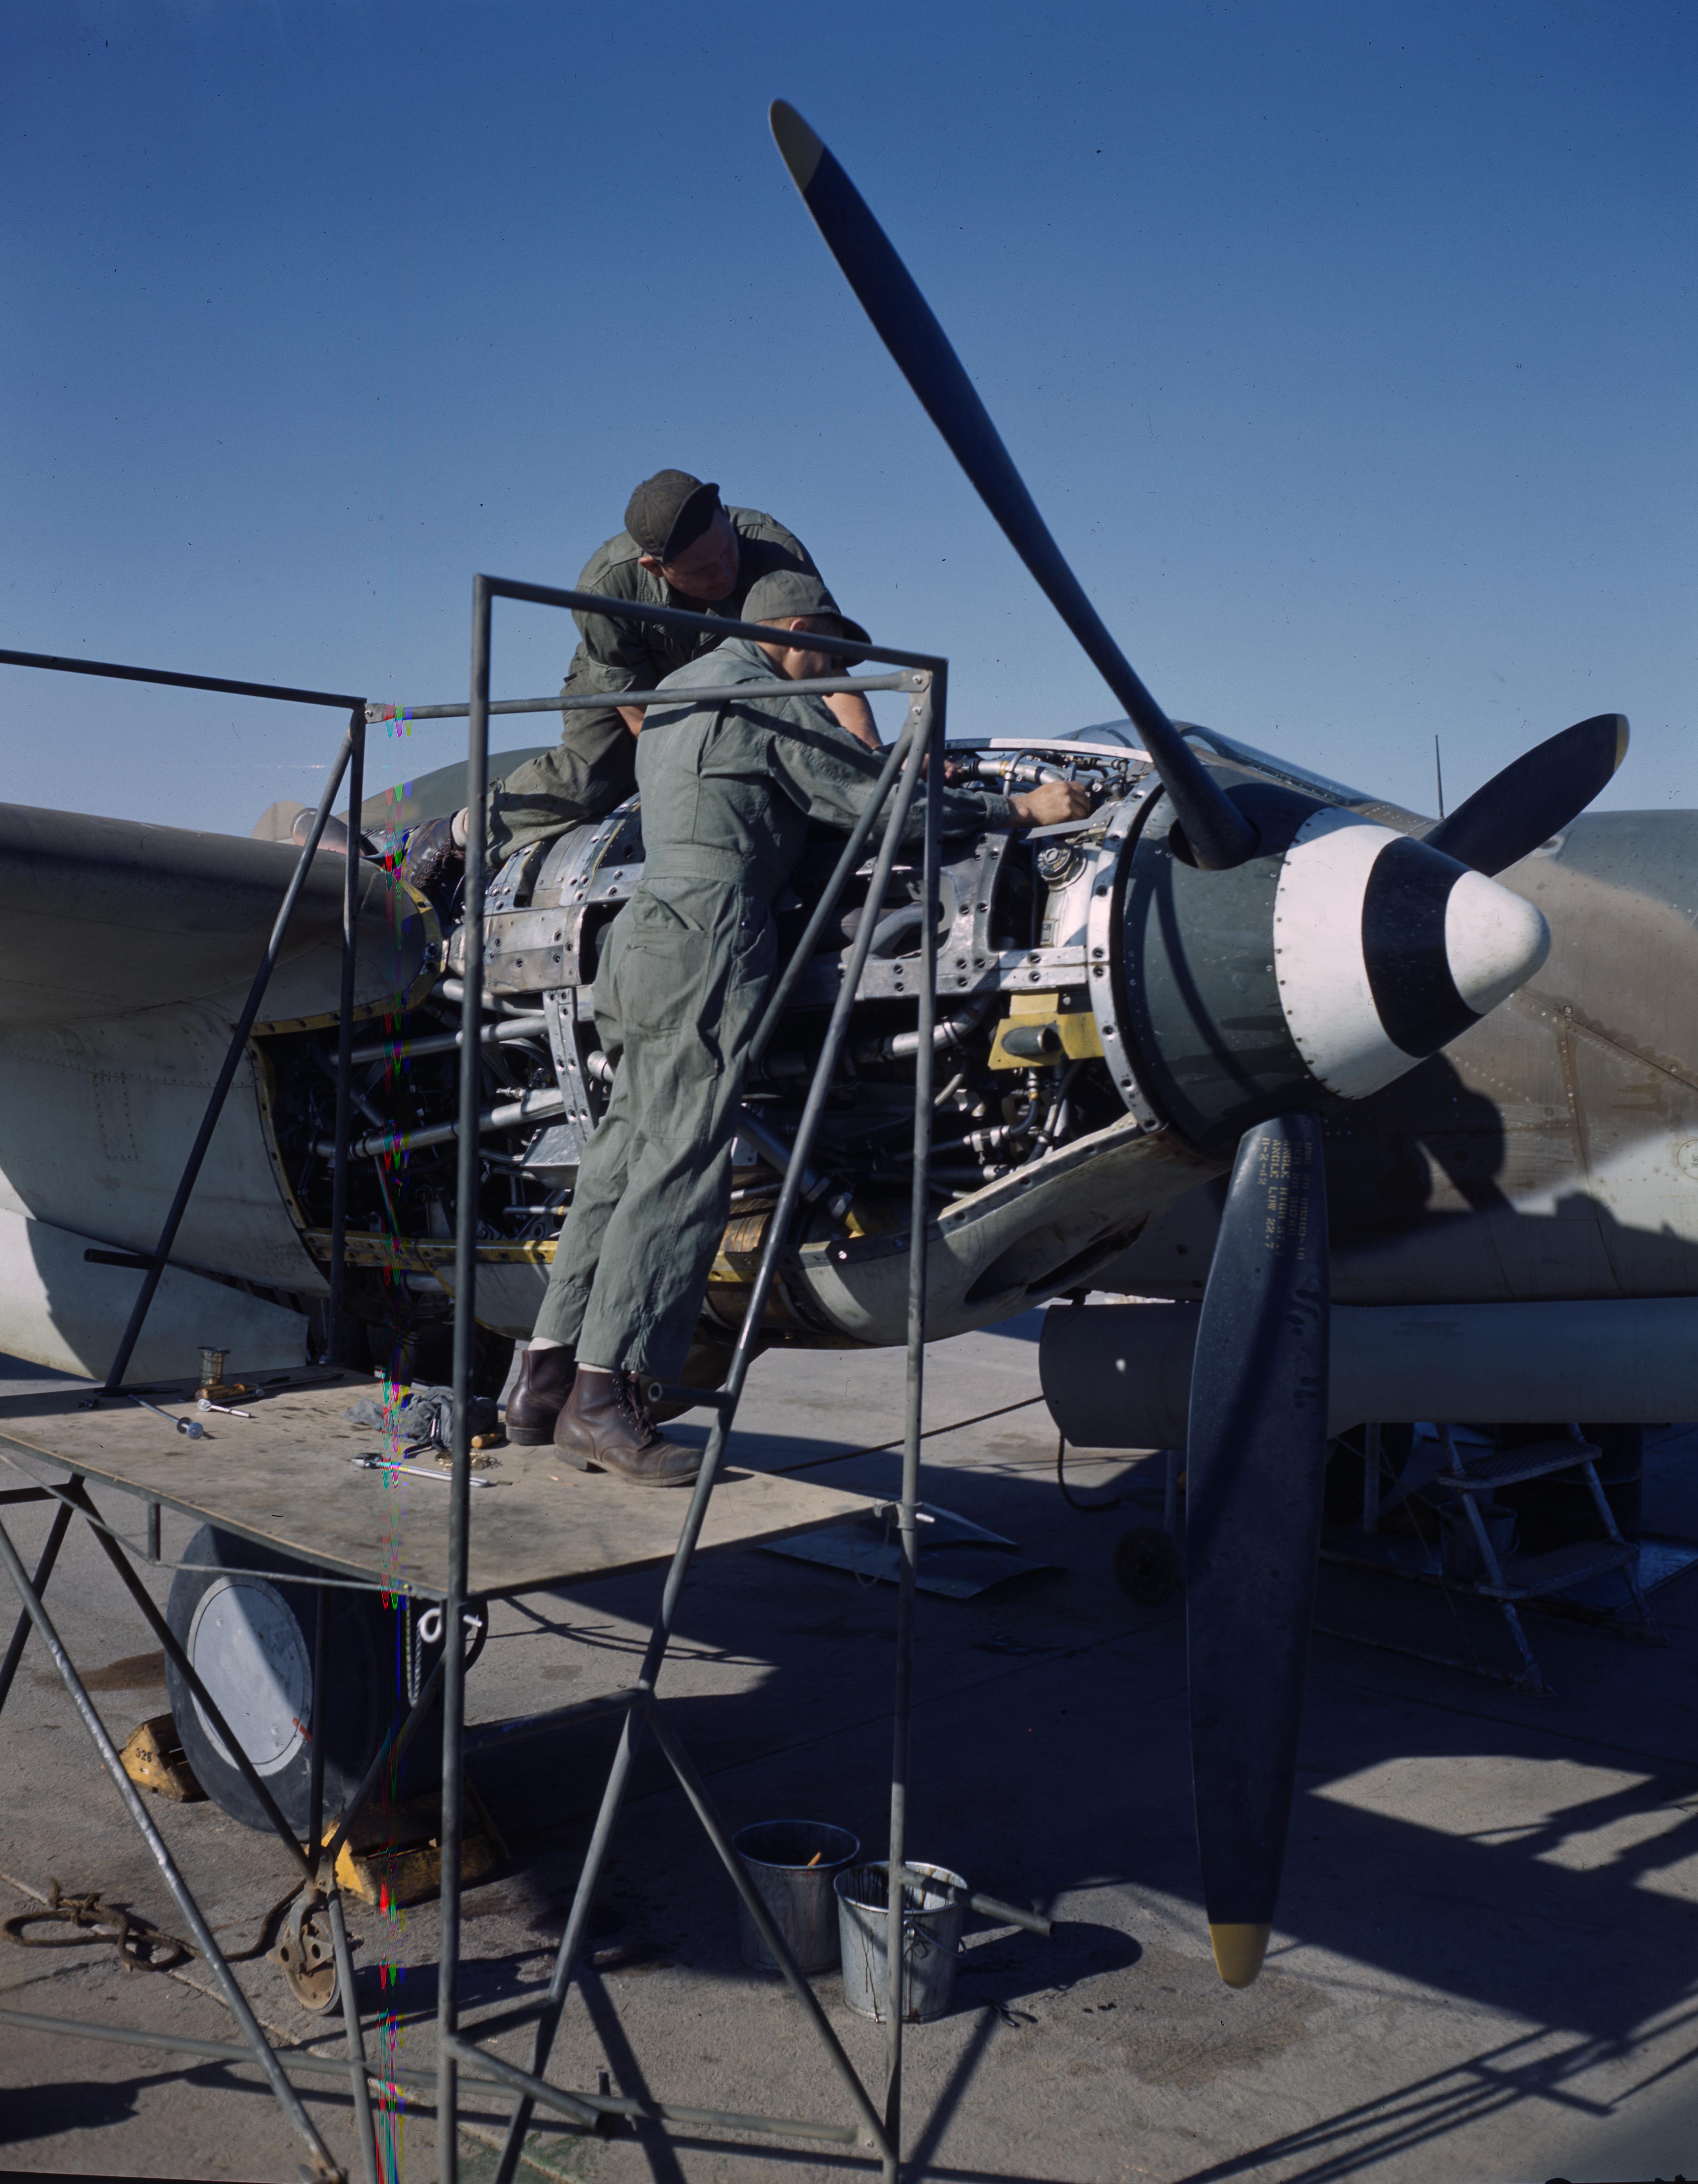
1273, 809, 1550, 1100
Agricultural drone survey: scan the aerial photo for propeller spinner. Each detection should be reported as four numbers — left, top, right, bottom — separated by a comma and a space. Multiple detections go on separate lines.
771, 100, 1621, 1983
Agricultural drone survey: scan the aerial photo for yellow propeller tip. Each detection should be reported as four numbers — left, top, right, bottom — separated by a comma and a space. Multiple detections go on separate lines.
1208, 1922, 1271, 1988
1613, 716, 1630, 772
769, 101, 824, 188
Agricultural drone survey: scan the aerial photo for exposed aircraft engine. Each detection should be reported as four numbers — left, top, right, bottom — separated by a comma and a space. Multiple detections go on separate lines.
0, 88, 1628, 2022
253, 726, 1548, 1368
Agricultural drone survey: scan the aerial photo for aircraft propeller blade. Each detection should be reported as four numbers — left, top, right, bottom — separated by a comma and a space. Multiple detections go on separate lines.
1185, 1110, 1331, 1988
1425, 713, 1628, 876
769, 100, 1257, 874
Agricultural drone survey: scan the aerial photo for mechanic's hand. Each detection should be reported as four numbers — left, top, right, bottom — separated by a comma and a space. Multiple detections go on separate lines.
1011, 779, 1092, 827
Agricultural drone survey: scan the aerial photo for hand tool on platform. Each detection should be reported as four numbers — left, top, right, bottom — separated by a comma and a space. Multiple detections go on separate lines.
350, 1452, 492, 1488
127, 1394, 204, 1439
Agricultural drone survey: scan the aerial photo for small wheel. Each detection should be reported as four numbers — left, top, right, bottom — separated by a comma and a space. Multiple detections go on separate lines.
1113, 1525, 1182, 1607
274, 1894, 339, 2015
165, 1526, 442, 1834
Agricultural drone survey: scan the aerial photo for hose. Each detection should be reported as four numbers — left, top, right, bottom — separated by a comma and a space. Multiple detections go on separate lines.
854, 996, 993, 1065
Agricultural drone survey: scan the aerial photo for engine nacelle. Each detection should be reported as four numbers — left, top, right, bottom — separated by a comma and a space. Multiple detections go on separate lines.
253, 729, 1550, 1362
1114, 773, 1550, 1151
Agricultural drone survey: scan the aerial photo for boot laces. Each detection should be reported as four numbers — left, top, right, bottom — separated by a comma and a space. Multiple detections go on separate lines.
615, 1372, 660, 1449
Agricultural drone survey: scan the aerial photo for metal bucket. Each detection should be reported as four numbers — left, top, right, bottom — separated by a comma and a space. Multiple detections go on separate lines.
835, 1860, 966, 2022
732, 1820, 860, 1974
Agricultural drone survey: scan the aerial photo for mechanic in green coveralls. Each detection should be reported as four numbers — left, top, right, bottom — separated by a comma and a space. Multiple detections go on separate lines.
501, 569, 1091, 1484
401, 470, 879, 891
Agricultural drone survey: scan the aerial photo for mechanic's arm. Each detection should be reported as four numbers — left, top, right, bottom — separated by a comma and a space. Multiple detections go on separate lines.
567, 600, 654, 738
1006, 778, 1090, 825
825, 689, 880, 751
769, 707, 1088, 834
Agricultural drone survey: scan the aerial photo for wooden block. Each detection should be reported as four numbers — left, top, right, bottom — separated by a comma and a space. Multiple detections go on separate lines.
327, 1789, 503, 1908
119, 1714, 205, 1803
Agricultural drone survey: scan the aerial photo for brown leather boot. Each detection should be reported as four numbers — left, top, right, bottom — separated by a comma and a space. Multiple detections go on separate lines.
553, 1368, 702, 1487
402, 813, 464, 898
505, 1345, 576, 1446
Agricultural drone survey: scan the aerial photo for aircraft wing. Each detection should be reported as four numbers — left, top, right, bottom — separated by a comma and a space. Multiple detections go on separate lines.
250, 747, 553, 845
0, 802, 432, 1027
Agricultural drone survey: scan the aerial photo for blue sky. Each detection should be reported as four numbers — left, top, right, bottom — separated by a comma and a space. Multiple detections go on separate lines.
4, 1, 1692, 834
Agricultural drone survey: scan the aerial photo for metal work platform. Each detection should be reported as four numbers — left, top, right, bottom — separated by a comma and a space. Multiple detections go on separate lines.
0, 1369, 879, 2182
0, 1374, 874, 1600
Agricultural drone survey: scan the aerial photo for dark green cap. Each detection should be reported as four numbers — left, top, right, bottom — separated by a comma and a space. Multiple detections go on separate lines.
624, 470, 722, 561
742, 568, 870, 645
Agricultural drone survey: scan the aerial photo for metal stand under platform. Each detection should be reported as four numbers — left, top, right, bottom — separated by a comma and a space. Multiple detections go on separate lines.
0, 644, 382, 2183
0, 1374, 879, 2182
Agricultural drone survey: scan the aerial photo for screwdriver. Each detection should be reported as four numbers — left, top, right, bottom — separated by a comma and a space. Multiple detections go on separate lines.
128, 1394, 205, 1439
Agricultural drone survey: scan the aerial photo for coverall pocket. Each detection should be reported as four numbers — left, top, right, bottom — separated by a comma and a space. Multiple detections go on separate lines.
617, 895, 713, 1039
614, 882, 771, 1088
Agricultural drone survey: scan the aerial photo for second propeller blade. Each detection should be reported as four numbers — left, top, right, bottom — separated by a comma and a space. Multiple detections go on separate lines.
1186, 1109, 1331, 1988
1424, 713, 1628, 876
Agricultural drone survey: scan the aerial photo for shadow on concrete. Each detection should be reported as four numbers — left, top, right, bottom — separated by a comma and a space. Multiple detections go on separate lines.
1168, 2013, 1698, 2184
443, 1416, 1698, 2144
0, 2071, 159, 2140
8, 1331, 1696, 2182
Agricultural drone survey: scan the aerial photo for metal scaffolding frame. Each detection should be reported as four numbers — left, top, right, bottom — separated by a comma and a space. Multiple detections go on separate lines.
0, 582, 1002, 2183
0, 642, 383, 2184
437, 577, 949, 2184
0, 644, 372, 1381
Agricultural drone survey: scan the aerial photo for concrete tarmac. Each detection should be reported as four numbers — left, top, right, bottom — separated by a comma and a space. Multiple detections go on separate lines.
0, 1313, 1694, 2183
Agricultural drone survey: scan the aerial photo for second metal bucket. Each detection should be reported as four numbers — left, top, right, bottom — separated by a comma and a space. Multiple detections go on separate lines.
732, 1820, 860, 1973
835, 1860, 967, 2022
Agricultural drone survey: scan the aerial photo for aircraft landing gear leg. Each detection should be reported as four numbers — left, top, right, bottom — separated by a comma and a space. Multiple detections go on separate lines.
1113, 1449, 1184, 1607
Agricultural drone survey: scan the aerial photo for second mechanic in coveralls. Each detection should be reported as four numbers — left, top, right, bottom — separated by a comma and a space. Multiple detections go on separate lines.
403, 471, 878, 890
505, 570, 1091, 1482
488, 472, 880, 864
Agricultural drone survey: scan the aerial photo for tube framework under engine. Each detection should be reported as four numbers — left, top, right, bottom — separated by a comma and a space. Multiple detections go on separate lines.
1040, 1296, 1698, 1445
